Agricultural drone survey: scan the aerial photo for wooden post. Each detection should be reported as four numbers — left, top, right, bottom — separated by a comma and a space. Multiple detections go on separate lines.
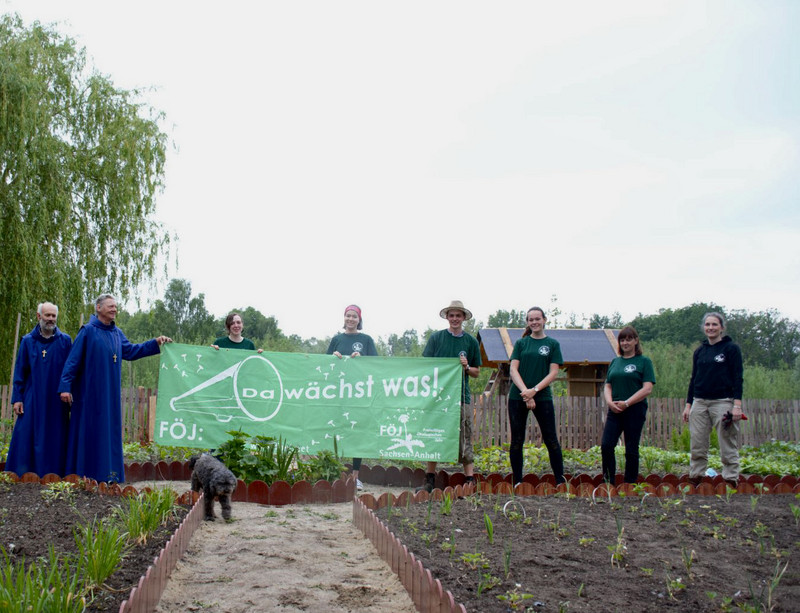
148, 392, 157, 443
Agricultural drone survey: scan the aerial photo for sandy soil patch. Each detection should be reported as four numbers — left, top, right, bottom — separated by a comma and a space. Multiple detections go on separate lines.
140, 481, 415, 613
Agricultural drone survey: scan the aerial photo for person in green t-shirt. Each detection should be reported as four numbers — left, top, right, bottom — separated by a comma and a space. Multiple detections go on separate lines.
601, 325, 656, 484
326, 304, 378, 491
212, 313, 261, 352
508, 306, 565, 486
416, 300, 482, 494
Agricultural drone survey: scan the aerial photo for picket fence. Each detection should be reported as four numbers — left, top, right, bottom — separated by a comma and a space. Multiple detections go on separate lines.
1, 386, 798, 448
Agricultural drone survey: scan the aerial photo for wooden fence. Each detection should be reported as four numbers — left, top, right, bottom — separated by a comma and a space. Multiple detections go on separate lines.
472, 395, 800, 449
2, 386, 798, 448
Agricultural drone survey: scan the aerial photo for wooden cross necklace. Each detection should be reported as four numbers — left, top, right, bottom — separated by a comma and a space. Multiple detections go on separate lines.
101, 329, 119, 363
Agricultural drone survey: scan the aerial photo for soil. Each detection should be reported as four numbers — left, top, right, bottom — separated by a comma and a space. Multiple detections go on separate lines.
375, 491, 800, 612
0, 481, 190, 612
1, 479, 416, 613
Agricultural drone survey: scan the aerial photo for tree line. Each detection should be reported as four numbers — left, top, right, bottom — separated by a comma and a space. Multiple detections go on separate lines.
110, 281, 799, 400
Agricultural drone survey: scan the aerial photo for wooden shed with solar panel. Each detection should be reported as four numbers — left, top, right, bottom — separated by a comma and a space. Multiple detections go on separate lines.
476, 328, 621, 397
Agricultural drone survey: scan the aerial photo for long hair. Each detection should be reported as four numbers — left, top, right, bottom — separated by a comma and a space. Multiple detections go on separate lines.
617, 325, 643, 356
522, 306, 546, 338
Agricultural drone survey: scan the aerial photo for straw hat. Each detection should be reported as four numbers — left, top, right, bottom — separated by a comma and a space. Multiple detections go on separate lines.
439, 300, 473, 320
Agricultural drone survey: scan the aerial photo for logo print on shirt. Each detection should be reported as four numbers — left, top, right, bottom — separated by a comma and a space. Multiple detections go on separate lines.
714, 354, 726, 363
352, 342, 364, 353
538, 346, 550, 356
624, 364, 637, 373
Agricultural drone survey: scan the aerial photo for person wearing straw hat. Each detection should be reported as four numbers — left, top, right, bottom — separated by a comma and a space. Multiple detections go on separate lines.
417, 300, 481, 493
326, 304, 378, 491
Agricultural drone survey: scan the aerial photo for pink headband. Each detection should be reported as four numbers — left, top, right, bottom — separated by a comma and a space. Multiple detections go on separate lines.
344, 305, 363, 330
344, 305, 362, 319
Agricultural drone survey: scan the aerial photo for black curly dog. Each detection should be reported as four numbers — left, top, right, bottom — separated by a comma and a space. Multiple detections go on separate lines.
189, 453, 238, 521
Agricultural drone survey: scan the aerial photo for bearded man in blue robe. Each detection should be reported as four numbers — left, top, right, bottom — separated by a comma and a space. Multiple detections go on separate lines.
59, 293, 172, 483
7, 302, 73, 477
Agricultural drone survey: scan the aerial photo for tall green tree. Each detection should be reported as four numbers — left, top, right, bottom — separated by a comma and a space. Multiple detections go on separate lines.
218, 306, 283, 346
0, 15, 169, 380
726, 309, 800, 370
630, 303, 722, 346
486, 309, 527, 328
152, 279, 216, 345
588, 312, 624, 329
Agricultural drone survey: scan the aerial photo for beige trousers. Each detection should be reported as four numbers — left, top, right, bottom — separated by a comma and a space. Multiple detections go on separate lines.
688, 397, 740, 481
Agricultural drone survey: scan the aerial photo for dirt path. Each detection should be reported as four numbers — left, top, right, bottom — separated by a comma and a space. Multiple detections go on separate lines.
141, 482, 416, 613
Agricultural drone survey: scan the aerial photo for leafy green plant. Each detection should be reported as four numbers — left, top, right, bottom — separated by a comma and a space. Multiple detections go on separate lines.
497, 586, 534, 610
459, 551, 490, 570
74, 517, 128, 592
0, 546, 87, 612
41, 481, 78, 506
503, 540, 512, 578
440, 536, 456, 559
608, 516, 626, 568
113, 488, 178, 545
440, 493, 453, 516
665, 575, 686, 600
789, 500, 800, 527
680, 547, 695, 580
478, 573, 501, 595
484, 513, 494, 545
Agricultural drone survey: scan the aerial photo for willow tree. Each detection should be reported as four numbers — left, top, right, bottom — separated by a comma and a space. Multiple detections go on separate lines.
0, 14, 169, 381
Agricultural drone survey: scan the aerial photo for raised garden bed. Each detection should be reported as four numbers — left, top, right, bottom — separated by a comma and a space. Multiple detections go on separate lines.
356, 475, 800, 612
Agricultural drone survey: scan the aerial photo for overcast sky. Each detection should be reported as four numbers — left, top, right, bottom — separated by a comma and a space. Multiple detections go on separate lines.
5, 1, 799, 341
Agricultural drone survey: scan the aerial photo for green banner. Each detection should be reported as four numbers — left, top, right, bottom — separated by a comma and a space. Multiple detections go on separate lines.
155, 344, 462, 462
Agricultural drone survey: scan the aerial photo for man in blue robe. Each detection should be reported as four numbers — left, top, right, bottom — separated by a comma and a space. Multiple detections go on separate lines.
59, 293, 172, 483
7, 302, 73, 477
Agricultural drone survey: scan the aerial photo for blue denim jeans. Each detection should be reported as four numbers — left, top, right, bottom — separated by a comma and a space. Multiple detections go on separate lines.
508, 398, 564, 485
601, 401, 647, 483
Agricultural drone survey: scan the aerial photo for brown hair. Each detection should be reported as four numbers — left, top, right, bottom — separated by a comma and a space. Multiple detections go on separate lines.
522, 306, 547, 338
225, 312, 242, 331
617, 325, 643, 356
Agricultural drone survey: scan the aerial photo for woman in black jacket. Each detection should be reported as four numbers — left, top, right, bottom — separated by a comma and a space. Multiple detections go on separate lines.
682, 312, 744, 488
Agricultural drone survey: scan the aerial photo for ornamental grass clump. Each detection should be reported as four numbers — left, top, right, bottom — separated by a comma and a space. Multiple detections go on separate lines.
74, 517, 129, 593
114, 488, 179, 545
0, 546, 86, 613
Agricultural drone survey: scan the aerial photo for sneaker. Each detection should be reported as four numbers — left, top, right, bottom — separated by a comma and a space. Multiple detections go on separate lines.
356, 478, 363, 491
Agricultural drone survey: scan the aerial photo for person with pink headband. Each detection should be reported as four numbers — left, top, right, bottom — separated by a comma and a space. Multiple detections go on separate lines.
326, 304, 378, 490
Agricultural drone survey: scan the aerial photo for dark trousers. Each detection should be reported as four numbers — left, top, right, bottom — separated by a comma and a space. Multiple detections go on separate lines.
601, 402, 647, 484
352, 458, 362, 471
508, 398, 564, 485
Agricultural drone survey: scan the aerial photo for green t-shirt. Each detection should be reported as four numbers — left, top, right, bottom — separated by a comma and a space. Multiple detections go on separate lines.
509, 335, 563, 401
213, 336, 256, 351
423, 329, 482, 404
326, 332, 378, 357
605, 355, 656, 406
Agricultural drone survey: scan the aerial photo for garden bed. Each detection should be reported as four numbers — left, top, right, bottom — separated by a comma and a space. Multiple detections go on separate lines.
367, 484, 800, 612
0, 480, 191, 612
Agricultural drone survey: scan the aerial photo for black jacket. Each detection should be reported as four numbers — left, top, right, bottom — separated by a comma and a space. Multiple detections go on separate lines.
686, 336, 743, 404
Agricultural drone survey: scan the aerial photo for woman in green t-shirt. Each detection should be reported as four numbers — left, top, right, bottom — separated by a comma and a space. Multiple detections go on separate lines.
326, 304, 377, 491
212, 313, 260, 352
508, 307, 565, 486
601, 326, 656, 484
